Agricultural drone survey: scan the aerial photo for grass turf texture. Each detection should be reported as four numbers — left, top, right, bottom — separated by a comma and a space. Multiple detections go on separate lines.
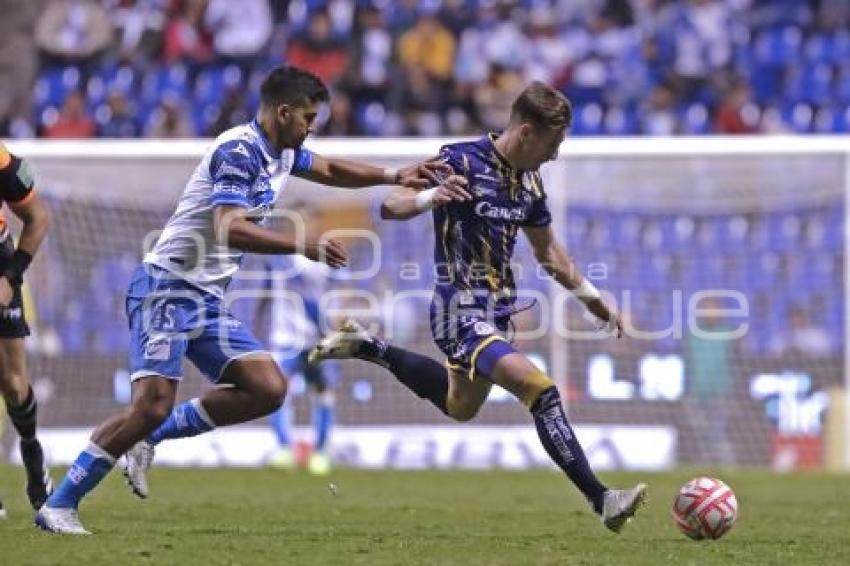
1, 467, 849, 565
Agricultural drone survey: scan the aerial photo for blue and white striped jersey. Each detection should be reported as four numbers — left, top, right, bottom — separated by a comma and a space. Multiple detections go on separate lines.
145, 119, 313, 297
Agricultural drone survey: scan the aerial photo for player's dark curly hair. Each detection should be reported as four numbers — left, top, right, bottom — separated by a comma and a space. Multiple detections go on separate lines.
260, 66, 330, 110
510, 81, 573, 130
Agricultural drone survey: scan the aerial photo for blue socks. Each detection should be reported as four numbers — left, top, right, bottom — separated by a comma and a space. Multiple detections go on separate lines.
531, 386, 608, 514
313, 395, 334, 451
47, 443, 115, 509
148, 398, 216, 445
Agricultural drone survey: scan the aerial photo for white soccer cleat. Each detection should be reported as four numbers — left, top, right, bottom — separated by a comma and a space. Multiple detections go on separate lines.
34, 505, 91, 535
308, 319, 371, 365
601, 483, 647, 533
122, 440, 155, 499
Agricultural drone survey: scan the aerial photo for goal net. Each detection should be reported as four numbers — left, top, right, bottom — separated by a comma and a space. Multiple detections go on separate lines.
6, 137, 848, 471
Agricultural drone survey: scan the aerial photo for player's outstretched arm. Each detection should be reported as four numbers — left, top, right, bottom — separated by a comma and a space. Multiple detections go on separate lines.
294, 153, 450, 190
523, 224, 623, 337
380, 175, 472, 220
0, 143, 50, 306
212, 205, 348, 268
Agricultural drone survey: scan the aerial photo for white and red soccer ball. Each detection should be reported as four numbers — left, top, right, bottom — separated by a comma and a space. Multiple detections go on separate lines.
672, 477, 738, 540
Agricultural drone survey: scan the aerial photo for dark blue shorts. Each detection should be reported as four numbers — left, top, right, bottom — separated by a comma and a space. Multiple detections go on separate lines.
429, 288, 518, 381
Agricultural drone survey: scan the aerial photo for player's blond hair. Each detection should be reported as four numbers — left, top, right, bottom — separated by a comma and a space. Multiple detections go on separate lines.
510, 82, 572, 131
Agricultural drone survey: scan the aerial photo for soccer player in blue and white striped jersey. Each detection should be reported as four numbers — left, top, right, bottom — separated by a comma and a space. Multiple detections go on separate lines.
36, 66, 452, 534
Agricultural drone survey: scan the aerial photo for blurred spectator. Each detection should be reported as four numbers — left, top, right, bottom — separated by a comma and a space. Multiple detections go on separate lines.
43, 90, 96, 138
523, 7, 571, 85
209, 87, 251, 136
205, 0, 273, 71
163, 0, 213, 68
322, 91, 355, 137
397, 13, 456, 82
97, 90, 139, 137
397, 64, 445, 136
474, 65, 524, 132
144, 98, 194, 137
770, 306, 833, 357
715, 81, 760, 134
438, 0, 476, 37
344, 6, 392, 105
640, 84, 679, 135
0, 0, 42, 137
12, 0, 850, 138
287, 10, 349, 87
105, 0, 168, 65
665, 0, 731, 103
35, 0, 113, 73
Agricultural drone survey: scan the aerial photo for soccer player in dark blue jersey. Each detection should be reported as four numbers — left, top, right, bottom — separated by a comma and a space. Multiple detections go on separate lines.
311, 82, 646, 533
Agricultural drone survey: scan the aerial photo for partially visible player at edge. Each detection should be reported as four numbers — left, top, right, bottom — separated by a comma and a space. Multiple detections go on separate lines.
0, 142, 52, 520
35, 65, 457, 534
311, 82, 647, 533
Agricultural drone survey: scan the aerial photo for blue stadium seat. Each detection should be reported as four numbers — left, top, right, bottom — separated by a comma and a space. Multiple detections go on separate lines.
33, 66, 82, 111
571, 104, 605, 136
781, 102, 814, 133
784, 63, 833, 105
194, 65, 244, 107
679, 104, 711, 135
604, 106, 639, 135
142, 64, 189, 103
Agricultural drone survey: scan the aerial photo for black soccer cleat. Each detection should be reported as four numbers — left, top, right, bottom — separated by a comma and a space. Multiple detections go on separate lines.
20, 438, 54, 510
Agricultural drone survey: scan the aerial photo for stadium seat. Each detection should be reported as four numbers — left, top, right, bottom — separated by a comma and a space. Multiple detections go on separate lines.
194, 65, 244, 107
142, 64, 190, 104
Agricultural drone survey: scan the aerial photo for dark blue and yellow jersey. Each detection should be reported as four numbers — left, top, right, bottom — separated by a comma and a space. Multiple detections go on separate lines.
433, 133, 551, 307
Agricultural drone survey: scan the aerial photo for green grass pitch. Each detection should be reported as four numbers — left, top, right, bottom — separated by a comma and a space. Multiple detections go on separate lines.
1, 466, 849, 565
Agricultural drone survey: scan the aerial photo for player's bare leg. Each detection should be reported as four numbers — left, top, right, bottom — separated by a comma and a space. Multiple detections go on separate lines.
37, 375, 177, 534
124, 354, 288, 499
444, 367, 491, 422
488, 352, 646, 533
0, 337, 53, 510
92, 376, 178, 457
200, 354, 287, 426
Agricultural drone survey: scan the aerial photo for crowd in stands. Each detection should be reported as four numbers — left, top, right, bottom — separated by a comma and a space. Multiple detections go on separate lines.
1, 0, 849, 139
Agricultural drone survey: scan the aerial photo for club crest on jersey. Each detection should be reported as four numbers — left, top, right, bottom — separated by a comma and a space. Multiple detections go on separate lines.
473, 322, 495, 336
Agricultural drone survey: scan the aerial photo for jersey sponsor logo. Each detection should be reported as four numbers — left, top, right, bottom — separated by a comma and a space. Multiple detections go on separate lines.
474, 201, 527, 221
145, 337, 172, 360
215, 162, 252, 180
231, 143, 251, 158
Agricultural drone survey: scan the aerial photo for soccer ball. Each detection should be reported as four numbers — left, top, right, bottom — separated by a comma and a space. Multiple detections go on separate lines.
672, 477, 738, 540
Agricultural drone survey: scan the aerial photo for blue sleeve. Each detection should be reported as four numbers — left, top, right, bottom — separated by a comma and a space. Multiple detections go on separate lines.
292, 147, 314, 174
208, 140, 263, 208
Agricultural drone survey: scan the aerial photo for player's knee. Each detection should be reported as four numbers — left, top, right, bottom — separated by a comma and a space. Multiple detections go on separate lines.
257, 375, 287, 412
133, 399, 173, 428
447, 399, 481, 422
